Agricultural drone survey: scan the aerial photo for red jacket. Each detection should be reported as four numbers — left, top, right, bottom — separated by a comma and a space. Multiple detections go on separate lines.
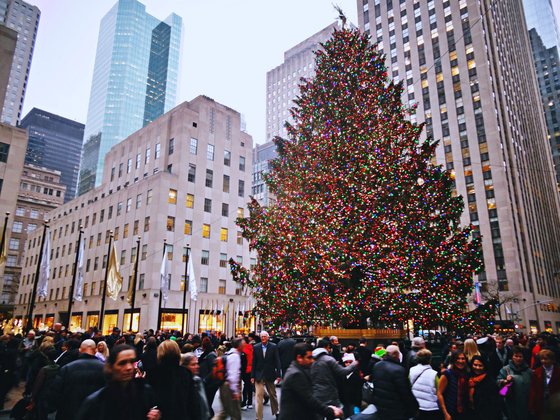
529, 365, 560, 418
242, 342, 253, 374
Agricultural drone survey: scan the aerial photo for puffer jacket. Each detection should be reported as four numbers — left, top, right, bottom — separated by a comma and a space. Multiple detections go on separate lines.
310, 348, 358, 406
372, 356, 419, 419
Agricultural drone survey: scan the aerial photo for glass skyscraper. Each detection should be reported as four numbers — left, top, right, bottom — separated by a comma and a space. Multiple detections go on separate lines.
78, 0, 182, 195
523, 0, 560, 187
20, 108, 84, 202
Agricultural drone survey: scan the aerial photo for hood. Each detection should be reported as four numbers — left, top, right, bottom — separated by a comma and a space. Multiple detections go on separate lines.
312, 347, 329, 358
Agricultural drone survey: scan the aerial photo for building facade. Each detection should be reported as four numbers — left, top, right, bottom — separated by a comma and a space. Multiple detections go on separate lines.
78, 0, 182, 195
358, 0, 560, 333
0, 0, 39, 126
20, 108, 84, 202
523, 0, 560, 188
15, 96, 254, 335
251, 140, 278, 207
266, 23, 338, 142
2, 165, 65, 310
0, 24, 16, 112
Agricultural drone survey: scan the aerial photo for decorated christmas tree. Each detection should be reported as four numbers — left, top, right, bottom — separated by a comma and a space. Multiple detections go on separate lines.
235, 25, 483, 328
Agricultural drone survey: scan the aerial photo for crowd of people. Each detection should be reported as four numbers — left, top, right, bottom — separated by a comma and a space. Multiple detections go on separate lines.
0, 324, 558, 420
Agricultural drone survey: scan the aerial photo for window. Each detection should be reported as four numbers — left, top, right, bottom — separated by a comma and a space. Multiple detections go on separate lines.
27, 223, 37, 232
133, 220, 139, 235
220, 228, 228, 242
204, 198, 212, 213
222, 203, 229, 217
94, 257, 99, 271
237, 207, 244, 218
190, 138, 198, 154
168, 189, 177, 204
136, 153, 141, 169
126, 198, 132, 212
8, 238, 19, 250
219, 280, 226, 294
237, 231, 243, 245
167, 245, 173, 260
118, 163, 123, 177
123, 224, 129, 238
139, 274, 145, 290
144, 216, 150, 232
127, 158, 132, 173
142, 244, 148, 260
145, 147, 151, 164
168, 138, 175, 155
224, 150, 231, 166
238, 180, 245, 197
205, 169, 213, 188
120, 250, 126, 265
188, 164, 196, 182
30, 209, 39, 219
105, 230, 111, 244
108, 206, 113, 219
239, 156, 246, 171
223, 175, 230, 193
167, 216, 175, 232
96, 233, 102, 246
207, 144, 215, 161
100, 209, 105, 223
0, 143, 10, 163
201, 250, 210, 265
186, 194, 194, 208
146, 189, 153, 205
202, 224, 210, 238
200, 277, 208, 293
135, 194, 142, 209
114, 227, 119, 240
16, 207, 25, 216
184, 220, 192, 235
155, 143, 161, 159
12, 221, 23, 233
117, 202, 123, 216
220, 253, 228, 268
6, 255, 16, 267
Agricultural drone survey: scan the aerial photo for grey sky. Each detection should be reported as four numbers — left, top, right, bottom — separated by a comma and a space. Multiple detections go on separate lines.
22, 0, 358, 145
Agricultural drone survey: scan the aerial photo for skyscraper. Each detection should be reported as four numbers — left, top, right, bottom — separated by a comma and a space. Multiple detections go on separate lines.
0, 0, 40, 126
78, 0, 182, 195
358, 0, 560, 333
20, 108, 84, 202
523, 0, 560, 187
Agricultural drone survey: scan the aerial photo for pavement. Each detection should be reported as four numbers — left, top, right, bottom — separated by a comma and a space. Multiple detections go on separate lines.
0, 381, 280, 419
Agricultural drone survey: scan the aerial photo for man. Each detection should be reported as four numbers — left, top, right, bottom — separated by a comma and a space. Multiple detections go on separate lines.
371, 345, 418, 420
405, 337, 426, 371
311, 337, 359, 409
329, 336, 342, 363
488, 335, 512, 377
52, 339, 105, 420
105, 327, 121, 349
55, 338, 80, 367
280, 343, 342, 420
252, 331, 281, 420
277, 331, 296, 378
356, 337, 372, 376
214, 337, 244, 420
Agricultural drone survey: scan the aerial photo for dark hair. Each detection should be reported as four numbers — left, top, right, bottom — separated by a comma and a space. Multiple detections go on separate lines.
201, 337, 214, 352
470, 355, 487, 370
232, 338, 243, 349
449, 350, 466, 366
512, 345, 524, 356
294, 342, 312, 360
145, 336, 157, 350
107, 344, 136, 366
317, 337, 331, 349
65, 338, 81, 350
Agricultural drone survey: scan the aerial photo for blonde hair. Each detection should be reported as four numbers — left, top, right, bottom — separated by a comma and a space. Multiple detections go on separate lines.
157, 339, 181, 364
134, 333, 144, 346
97, 341, 109, 358
463, 338, 480, 361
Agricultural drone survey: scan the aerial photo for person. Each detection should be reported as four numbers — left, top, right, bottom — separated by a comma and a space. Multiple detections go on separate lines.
181, 352, 211, 420
0, 335, 18, 409
529, 349, 560, 420
409, 349, 441, 420
214, 337, 244, 420
406, 337, 426, 371
330, 336, 343, 363
55, 339, 80, 367
105, 327, 121, 350
95, 341, 109, 362
488, 336, 511, 378
437, 351, 469, 420
198, 337, 219, 416
52, 339, 105, 420
277, 331, 296, 378
467, 355, 501, 420
357, 337, 373, 376
25, 337, 56, 396
371, 344, 419, 420
497, 345, 532, 420
151, 339, 195, 419
463, 339, 480, 366
140, 336, 158, 384
279, 342, 342, 420
77, 344, 160, 420
251, 331, 281, 420
134, 333, 145, 356
311, 336, 359, 411
340, 352, 363, 418
240, 336, 253, 410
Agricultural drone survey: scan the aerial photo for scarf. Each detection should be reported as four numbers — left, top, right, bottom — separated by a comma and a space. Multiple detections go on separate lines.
452, 367, 469, 413
468, 373, 486, 407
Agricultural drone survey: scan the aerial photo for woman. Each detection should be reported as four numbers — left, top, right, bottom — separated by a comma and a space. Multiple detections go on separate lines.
139, 336, 158, 384
529, 349, 560, 420
198, 337, 218, 416
150, 339, 196, 419
241, 336, 253, 410
463, 339, 480, 366
25, 337, 56, 395
467, 355, 501, 420
77, 344, 160, 420
95, 341, 109, 362
181, 352, 211, 420
133, 333, 145, 356
437, 351, 470, 420
410, 349, 441, 420
497, 346, 532, 420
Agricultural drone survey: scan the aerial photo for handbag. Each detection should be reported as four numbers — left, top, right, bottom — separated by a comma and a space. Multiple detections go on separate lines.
499, 367, 512, 396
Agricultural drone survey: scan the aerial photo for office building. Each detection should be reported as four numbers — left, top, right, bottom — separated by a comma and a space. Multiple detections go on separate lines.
1, 165, 65, 310
523, 0, 560, 187
20, 108, 84, 202
0, 24, 16, 112
0, 0, 40, 126
252, 140, 278, 207
358, 0, 560, 333
15, 96, 254, 334
78, 0, 182, 195
266, 23, 338, 142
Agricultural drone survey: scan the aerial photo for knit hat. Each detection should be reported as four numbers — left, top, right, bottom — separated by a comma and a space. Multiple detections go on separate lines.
342, 353, 356, 363
373, 346, 386, 358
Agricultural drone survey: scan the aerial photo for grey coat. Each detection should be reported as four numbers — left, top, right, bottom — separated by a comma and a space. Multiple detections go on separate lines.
310, 348, 358, 406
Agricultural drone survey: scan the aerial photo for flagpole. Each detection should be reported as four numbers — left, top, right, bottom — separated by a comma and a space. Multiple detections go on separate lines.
65, 226, 83, 329
181, 244, 190, 335
26, 220, 48, 332
98, 231, 114, 334
156, 239, 166, 332
0, 212, 9, 259
129, 236, 141, 332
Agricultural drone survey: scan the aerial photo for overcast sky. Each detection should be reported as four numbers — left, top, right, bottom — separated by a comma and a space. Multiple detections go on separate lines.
21, 0, 358, 145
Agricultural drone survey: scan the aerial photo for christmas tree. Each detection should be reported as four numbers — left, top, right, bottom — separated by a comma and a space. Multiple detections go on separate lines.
235, 26, 483, 328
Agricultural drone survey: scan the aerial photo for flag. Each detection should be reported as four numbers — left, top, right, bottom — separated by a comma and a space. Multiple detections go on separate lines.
160, 245, 170, 305
73, 235, 85, 301
0, 225, 7, 266
220, 302, 224, 320
127, 247, 139, 305
188, 254, 197, 301
37, 228, 51, 298
106, 242, 123, 300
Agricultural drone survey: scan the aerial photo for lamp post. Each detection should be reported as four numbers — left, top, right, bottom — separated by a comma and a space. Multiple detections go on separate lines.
181, 244, 190, 335
26, 220, 49, 332
129, 236, 141, 332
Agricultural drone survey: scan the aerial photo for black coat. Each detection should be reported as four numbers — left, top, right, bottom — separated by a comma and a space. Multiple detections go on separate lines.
356, 345, 373, 375
279, 361, 336, 420
469, 374, 502, 420
372, 357, 419, 420
251, 342, 281, 382
52, 353, 105, 420
151, 363, 195, 420
277, 338, 296, 376
56, 349, 80, 368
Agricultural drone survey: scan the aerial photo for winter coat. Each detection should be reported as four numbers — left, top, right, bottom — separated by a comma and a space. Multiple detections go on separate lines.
409, 364, 439, 411
311, 348, 358, 406
529, 364, 560, 419
251, 341, 281, 382
279, 361, 337, 420
151, 363, 195, 420
497, 361, 532, 420
372, 356, 419, 420
277, 337, 296, 377
468, 374, 502, 420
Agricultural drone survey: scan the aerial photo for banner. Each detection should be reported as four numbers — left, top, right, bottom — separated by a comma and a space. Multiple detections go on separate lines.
160, 245, 170, 304
106, 242, 123, 300
73, 235, 85, 301
188, 253, 197, 301
37, 228, 51, 298
127, 247, 138, 305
